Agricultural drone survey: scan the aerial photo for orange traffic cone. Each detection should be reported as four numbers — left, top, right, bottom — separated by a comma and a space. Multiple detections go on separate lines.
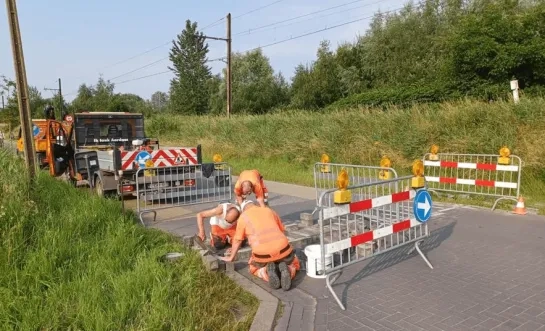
513, 196, 527, 215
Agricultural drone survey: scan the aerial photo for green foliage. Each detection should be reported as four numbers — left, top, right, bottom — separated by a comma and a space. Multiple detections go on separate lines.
0, 150, 258, 330
293, 0, 545, 109
69, 77, 153, 115
0, 75, 57, 125
449, 0, 545, 91
329, 84, 455, 109
168, 20, 212, 115
210, 49, 290, 114
8, 0, 545, 117
150, 91, 169, 111
148, 97, 545, 210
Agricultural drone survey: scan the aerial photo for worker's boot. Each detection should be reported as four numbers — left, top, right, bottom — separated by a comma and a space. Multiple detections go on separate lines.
278, 262, 292, 291
266, 263, 281, 289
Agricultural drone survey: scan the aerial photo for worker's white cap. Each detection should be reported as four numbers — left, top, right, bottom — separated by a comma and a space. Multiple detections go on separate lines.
240, 200, 254, 211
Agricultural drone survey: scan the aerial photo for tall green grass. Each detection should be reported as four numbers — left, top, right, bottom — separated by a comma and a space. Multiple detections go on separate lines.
0, 150, 257, 330
148, 98, 545, 211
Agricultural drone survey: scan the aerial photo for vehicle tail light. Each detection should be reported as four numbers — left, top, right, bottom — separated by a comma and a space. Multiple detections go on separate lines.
122, 185, 134, 192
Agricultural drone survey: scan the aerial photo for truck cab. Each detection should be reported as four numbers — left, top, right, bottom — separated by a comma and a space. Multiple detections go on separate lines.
71, 111, 202, 198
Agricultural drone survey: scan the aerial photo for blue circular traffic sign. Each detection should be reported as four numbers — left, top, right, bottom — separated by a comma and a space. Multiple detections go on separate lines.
135, 151, 152, 169
32, 124, 40, 137
413, 189, 432, 223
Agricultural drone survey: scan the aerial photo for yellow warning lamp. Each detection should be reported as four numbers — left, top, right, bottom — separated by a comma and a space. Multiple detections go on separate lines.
429, 144, 439, 161
334, 168, 351, 204
320, 153, 331, 173
144, 159, 156, 177
213, 153, 225, 170
411, 160, 425, 189
498, 146, 510, 165
379, 156, 392, 180
17, 138, 24, 153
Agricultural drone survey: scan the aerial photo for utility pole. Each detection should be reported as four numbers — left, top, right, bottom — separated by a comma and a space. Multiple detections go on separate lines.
44, 78, 63, 119
5, 0, 36, 178
202, 13, 232, 118
226, 13, 232, 119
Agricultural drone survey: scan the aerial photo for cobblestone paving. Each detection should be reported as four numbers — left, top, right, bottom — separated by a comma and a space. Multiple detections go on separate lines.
295, 206, 545, 331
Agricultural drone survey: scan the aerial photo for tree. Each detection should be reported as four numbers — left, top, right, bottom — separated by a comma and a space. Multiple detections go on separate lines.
150, 91, 169, 111
290, 40, 343, 109
168, 20, 212, 114
69, 77, 150, 113
209, 49, 288, 114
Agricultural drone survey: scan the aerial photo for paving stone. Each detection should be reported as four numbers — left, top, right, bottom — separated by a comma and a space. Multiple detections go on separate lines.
303, 206, 545, 330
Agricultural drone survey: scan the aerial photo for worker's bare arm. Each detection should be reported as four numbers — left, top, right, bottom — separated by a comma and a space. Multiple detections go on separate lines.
256, 197, 266, 208
196, 205, 223, 240
220, 239, 242, 262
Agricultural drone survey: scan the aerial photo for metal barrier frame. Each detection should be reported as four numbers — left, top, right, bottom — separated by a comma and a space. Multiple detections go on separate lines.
422, 153, 522, 210
317, 175, 434, 310
136, 162, 232, 225
313, 162, 399, 203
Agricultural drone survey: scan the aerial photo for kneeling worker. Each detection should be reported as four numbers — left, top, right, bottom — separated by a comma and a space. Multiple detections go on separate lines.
196, 202, 241, 250
234, 169, 269, 208
220, 201, 300, 291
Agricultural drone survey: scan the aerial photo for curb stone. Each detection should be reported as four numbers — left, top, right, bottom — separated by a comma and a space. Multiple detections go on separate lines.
225, 268, 280, 331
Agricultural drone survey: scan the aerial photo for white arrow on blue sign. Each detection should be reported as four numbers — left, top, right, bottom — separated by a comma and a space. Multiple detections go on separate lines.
32, 124, 40, 137
413, 189, 432, 223
135, 151, 152, 168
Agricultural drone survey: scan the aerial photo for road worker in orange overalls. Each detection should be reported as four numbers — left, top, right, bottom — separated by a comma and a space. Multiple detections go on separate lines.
234, 169, 269, 207
220, 201, 300, 291
196, 202, 241, 250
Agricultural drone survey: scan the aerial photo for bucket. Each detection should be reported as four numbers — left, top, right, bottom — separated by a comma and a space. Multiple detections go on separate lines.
304, 244, 332, 279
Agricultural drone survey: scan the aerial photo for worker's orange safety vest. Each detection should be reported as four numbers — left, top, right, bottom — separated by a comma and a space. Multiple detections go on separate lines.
238, 207, 292, 263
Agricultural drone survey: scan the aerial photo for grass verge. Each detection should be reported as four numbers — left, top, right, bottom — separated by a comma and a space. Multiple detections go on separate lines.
149, 98, 545, 214
0, 150, 258, 330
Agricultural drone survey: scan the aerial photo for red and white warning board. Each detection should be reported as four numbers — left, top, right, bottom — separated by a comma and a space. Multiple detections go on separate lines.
120, 147, 198, 170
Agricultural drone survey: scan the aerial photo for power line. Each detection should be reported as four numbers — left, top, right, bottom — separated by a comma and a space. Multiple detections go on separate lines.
95, 1, 286, 75
116, 71, 171, 85
200, 16, 226, 30
108, 57, 167, 81
65, 56, 226, 95
221, 6, 404, 60
66, 2, 286, 95
233, 0, 370, 36
234, 0, 286, 19
235, 0, 391, 37
66, 5, 405, 96
98, 42, 171, 72
103, 1, 377, 83
96, 17, 225, 73
100, 7, 404, 88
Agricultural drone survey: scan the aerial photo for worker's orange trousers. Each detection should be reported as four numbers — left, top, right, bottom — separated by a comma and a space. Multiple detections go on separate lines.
210, 225, 236, 250
248, 255, 301, 282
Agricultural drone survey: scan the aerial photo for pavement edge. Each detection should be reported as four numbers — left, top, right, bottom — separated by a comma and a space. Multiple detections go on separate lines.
225, 269, 280, 331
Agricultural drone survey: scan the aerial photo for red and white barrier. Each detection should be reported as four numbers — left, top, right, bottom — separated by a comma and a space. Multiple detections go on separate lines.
422, 153, 522, 211
316, 175, 433, 311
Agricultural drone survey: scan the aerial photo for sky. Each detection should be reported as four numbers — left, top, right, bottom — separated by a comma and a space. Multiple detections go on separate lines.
0, 0, 406, 102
